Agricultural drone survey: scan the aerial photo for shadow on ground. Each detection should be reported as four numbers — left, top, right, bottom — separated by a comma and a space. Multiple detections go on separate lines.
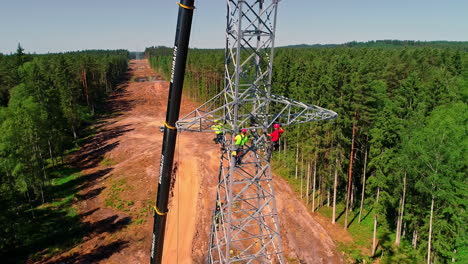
0, 165, 131, 264
71, 124, 134, 170
47, 240, 129, 264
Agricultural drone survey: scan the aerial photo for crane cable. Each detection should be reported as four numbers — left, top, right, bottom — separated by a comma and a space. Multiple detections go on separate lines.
177, 2, 195, 10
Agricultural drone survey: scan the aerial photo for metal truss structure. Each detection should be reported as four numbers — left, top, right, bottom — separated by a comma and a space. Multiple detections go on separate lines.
176, 0, 337, 263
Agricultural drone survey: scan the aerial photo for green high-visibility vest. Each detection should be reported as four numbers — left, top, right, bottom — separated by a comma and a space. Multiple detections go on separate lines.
235, 134, 248, 146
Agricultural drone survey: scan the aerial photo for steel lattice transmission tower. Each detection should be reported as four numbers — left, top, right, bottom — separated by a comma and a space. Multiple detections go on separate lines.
176, 0, 337, 263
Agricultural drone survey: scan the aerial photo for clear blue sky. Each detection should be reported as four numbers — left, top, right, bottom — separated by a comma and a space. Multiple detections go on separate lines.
0, 0, 467, 54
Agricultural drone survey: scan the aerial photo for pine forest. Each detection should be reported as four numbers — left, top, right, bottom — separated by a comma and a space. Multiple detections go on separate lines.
0, 46, 128, 261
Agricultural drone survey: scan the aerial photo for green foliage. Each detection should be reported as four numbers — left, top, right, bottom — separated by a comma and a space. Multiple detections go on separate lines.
398, 102, 467, 262
100, 156, 117, 166
133, 218, 145, 225
380, 241, 421, 264
343, 40, 468, 50
284, 40, 468, 51
104, 178, 133, 212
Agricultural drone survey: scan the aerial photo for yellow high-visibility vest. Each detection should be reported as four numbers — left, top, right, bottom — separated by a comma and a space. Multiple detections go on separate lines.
211, 124, 223, 134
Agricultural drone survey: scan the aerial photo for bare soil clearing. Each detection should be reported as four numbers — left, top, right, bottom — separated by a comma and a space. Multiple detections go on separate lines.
36, 60, 344, 264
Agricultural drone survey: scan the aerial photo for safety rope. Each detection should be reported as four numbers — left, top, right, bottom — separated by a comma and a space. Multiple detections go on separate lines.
177, 2, 195, 10
153, 205, 168, 216
164, 121, 177, 130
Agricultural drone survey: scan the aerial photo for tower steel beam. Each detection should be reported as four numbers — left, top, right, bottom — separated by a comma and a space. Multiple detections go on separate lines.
205, 1, 286, 263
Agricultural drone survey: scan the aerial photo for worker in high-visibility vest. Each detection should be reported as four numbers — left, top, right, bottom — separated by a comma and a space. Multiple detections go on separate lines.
232, 128, 249, 165
211, 119, 224, 144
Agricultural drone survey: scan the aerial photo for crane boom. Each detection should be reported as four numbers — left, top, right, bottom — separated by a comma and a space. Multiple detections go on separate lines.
150, 1, 195, 263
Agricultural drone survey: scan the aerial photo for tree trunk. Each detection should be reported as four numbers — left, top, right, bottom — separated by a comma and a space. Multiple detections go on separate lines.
40, 182, 45, 204
328, 164, 332, 207
48, 139, 55, 167
312, 157, 317, 212
82, 68, 90, 107
350, 180, 355, 210
26, 188, 36, 218
358, 147, 368, 223
395, 172, 407, 245
319, 171, 323, 208
72, 124, 77, 141
306, 161, 311, 205
395, 197, 402, 245
402, 221, 406, 238
372, 187, 380, 256
332, 156, 339, 224
427, 195, 435, 264
412, 230, 418, 249
38, 149, 48, 182
300, 149, 304, 199
295, 142, 299, 180
345, 112, 358, 229
395, 195, 403, 245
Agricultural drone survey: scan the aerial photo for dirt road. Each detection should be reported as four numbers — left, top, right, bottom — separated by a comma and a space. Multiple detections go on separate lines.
39, 60, 344, 263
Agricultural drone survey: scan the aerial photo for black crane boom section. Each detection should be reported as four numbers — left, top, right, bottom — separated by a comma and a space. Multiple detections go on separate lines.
150, 1, 195, 263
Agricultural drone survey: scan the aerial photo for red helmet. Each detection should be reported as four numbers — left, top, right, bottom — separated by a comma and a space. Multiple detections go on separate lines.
274, 123, 281, 128
241, 129, 247, 133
